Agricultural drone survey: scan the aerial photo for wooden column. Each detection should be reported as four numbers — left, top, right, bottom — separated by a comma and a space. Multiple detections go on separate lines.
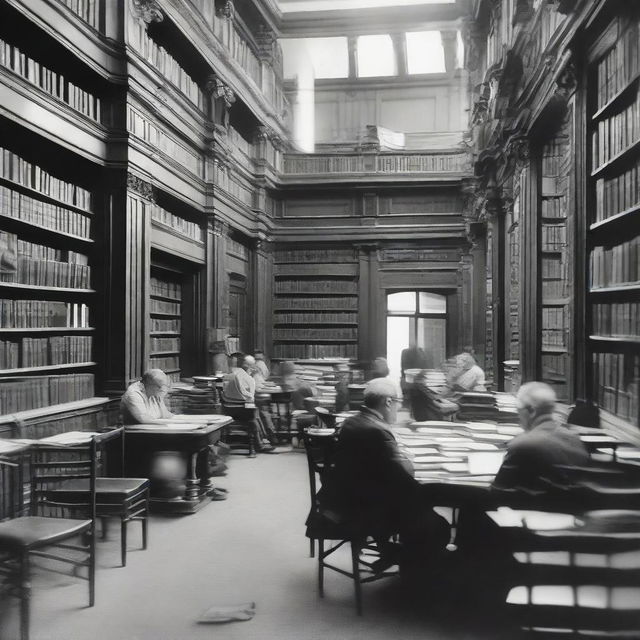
471, 231, 487, 368
100, 170, 152, 395
458, 249, 473, 351
253, 237, 273, 354
521, 154, 539, 383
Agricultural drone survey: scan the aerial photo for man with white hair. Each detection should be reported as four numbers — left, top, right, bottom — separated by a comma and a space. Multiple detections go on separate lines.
120, 369, 174, 425
493, 381, 589, 492
316, 377, 448, 567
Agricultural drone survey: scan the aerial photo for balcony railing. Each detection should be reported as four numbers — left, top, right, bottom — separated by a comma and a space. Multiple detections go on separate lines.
283, 152, 470, 176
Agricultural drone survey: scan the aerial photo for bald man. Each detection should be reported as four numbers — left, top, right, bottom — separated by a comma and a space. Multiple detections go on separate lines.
315, 378, 448, 568
493, 381, 589, 493
120, 369, 174, 425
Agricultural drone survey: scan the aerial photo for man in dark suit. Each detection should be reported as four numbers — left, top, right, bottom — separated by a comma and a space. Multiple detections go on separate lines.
317, 378, 448, 565
493, 381, 589, 493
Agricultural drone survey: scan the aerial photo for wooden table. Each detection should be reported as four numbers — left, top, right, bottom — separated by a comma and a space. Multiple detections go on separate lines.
124, 418, 232, 515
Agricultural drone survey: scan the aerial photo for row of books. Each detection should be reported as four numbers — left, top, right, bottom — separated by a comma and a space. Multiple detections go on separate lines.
593, 352, 639, 423
594, 158, 640, 222
150, 204, 204, 243
596, 18, 639, 110
1, 257, 91, 288
149, 355, 179, 370
0, 186, 91, 239
272, 344, 358, 359
541, 224, 567, 251
542, 306, 566, 330
592, 94, 640, 169
542, 353, 569, 378
166, 371, 181, 384
273, 328, 357, 340
0, 373, 95, 415
542, 279, 568, 298
150, 277, 181, 300
274, 312, 357, 324
59, 0, 101, 31
541, 329, 567, 349
274, 297, 358, 310
150, 337, 180, 352
542, 255, 564, 279
275, 280, 358, 294
592, 302, 640, 338
0, 300, 89, 328
16, 240, 87, 264
150, 300, 180, 315
274, 248, 356, 264
0, 146, 92, 211
150, 318, 180, 333
138, 28, 205, 110
541, 197, 567, 219
0, 39, 103, 124
590, 237, 640, 288
541, 141, 564, 177
0, 335, 92, 368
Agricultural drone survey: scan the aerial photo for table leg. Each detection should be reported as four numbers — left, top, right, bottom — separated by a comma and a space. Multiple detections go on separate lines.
185, 452, 200, 501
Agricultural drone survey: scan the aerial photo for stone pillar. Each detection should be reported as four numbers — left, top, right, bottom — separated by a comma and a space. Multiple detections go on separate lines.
391, 33, 407, 76
440, 30, 458, 74
348, 36, 358, 79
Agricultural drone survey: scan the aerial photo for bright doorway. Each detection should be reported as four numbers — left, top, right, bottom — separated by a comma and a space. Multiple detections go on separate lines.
386, 291, 447, 386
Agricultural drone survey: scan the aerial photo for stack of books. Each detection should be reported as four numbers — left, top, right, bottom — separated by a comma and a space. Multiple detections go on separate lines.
456, 392, 498, 421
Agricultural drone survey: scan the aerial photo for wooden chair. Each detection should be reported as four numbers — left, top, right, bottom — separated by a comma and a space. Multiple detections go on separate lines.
220, 401, 258, 457
270, 391, 293, 442
303, 432, 395, 614
0, 436, 102, 640
314, 407, 337, 430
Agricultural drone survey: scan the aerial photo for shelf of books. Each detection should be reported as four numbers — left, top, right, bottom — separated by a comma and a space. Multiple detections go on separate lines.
540, 131, 573, 402
272, 247, 359, 361
0, 139, 97, 417
149, 272, 182, 384
588, 6, 640, 435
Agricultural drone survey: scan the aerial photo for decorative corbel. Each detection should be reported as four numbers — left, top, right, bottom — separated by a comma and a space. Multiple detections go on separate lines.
554, 60, 577, 103
127, 172, 155, 202
216, 0, 234, 19
205, 75, 236, 129
131, 0, 163, 24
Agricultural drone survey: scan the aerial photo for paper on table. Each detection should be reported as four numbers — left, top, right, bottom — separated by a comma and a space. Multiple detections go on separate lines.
467, 451, 505, 475
161, 414, 225, 423
39, 431, 99, 445
0, 439, 30, 453
128, 423, 203, 431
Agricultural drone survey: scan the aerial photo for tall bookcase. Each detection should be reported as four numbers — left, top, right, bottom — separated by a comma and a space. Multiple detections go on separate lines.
272, 248, 359, 361
0, 132, 97, 414
540, 129, 573, 401
149, 269, 182, 384
587, 5, 640, 434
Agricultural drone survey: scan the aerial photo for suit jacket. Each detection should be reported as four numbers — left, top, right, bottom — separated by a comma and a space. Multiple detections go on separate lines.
318, 407, 417, 528
492, 416, 589, 493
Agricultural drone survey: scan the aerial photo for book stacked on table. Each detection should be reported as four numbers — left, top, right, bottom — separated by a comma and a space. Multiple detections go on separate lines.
456, 392, 498, 421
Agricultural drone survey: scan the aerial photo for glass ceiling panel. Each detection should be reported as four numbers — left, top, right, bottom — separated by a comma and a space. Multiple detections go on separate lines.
357, 34, 396, 78
406, 31, 446, 74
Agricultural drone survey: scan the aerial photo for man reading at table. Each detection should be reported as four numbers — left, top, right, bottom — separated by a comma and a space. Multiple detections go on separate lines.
120, 369, 174, 425
493, 381, 589, 493
315, 378, 448, 570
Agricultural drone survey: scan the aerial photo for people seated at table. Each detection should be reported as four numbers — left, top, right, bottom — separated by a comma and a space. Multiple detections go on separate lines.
222, 352, 277, 453
492, 381, 589, 494
244, 354, 266, 388
400, 345, 428, 396
408, 370, 458, 421
280, 361, 317, 409
314, 378, 448, 569
120, 369, 174, 425
253, 349, 270, 380
445, 352, 486, 393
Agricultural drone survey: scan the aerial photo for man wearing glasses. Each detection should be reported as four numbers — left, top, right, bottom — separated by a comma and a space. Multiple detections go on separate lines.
316, 378, 448, 570
120, 369, 174, 425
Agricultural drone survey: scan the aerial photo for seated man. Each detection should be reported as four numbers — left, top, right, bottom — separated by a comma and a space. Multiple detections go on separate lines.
253, 350, 270, 380
314, 378, 448, 566
222, 352, 276, 454
445, 352, 486, 393
493, 381, 589, 493
120, 369, 173, 425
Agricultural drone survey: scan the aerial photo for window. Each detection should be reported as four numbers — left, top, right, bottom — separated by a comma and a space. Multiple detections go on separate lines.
357, 34, 396, 78
281, 37, 349, 80
456, 30, 464, 69
405, 31, 446, 74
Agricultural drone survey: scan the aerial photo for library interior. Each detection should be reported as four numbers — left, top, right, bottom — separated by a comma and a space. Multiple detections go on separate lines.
0, 0, 640, 638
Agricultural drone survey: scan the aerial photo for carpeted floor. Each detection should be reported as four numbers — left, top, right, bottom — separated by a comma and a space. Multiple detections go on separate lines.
0, 449, 524, 640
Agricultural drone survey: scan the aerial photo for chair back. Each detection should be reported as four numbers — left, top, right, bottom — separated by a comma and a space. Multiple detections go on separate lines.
0, 447, 27, 520
303, 432, 338, 512
30, 435, 100, 523
315, 407, 337, 429
270, 391, 292, 430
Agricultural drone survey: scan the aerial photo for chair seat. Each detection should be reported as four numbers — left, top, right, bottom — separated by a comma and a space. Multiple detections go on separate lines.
46, 478, 149, 505
0, 516, 91, 550
306, 511, 368, 541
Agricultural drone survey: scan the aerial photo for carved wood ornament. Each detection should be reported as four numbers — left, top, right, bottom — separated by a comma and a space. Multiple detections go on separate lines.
131, 0, 163, 24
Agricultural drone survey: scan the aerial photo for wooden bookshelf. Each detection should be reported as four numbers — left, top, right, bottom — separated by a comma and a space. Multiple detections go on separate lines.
539, 131, 573, 402
272, 247, 359, 361
587, 6, 640, 432
149, 271, 182, 383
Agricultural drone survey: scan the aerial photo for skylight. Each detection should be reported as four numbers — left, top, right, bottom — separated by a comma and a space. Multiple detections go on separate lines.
281, 37, 349, 79
406, 31, 446, 74
279, 0, 454, 12
357, 34, 396, 78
